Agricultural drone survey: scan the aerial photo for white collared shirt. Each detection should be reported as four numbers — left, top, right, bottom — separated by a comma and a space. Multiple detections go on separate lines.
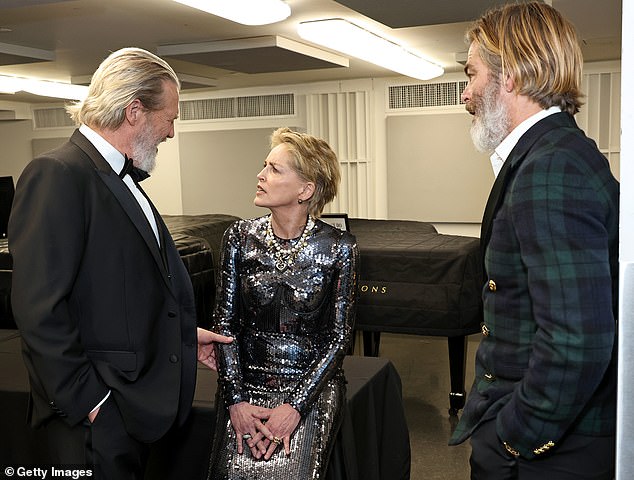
490, 106, 562, 177
79, 124, 160, 245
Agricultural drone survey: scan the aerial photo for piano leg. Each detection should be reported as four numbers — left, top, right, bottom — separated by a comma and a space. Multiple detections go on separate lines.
447, 335, 467, 416
362, 331, 381, 357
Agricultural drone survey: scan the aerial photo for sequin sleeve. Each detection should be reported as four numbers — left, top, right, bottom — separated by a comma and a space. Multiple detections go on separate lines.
213, 220, 247, 406
285, 231, 359, 415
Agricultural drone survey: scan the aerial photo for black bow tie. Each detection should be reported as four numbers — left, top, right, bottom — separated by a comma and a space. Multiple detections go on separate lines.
119, 154, 150, 183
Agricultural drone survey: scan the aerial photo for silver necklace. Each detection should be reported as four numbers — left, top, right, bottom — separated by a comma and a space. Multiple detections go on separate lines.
266, 215, 314, 272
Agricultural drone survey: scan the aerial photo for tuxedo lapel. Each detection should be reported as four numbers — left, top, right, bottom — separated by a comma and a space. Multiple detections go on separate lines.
98, 171, 167, 272
146, 194, 170, 271
69, 130, 169, 284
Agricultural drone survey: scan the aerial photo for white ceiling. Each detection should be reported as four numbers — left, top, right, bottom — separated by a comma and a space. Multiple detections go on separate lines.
0, 0, 622, 103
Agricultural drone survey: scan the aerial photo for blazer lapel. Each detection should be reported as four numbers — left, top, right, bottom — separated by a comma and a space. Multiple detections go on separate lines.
479, 113, 575, 274
480, 157, 512, 267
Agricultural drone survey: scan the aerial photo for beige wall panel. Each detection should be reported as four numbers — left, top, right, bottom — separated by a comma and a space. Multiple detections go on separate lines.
387, 113, 493, 223
179, 128, 275, 220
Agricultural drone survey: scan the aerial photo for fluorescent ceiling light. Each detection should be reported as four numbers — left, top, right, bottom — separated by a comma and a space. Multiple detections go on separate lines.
0, 75, 88, 100
297, 18, 444, 80
173, 0, 290, 26
0, 76, 21, 94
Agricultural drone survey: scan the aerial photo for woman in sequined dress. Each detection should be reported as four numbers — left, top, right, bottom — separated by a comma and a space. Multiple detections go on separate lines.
207, 127, 358, 480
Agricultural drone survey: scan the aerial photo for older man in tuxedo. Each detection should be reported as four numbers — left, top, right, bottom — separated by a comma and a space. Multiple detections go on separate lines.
449, 3, 619, 480
9, 48, 231, 479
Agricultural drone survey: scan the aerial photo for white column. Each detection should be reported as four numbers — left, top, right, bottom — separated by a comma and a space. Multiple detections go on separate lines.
616, 1, 633, 478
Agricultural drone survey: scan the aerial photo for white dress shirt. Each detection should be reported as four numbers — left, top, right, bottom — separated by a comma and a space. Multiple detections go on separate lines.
490, 106, 562, 178
79, 124, 160, 245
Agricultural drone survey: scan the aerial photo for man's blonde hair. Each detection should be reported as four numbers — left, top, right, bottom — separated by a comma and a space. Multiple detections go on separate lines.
466, 1, 583, 114
66, 47, 180, 129
270, 127, 340, 217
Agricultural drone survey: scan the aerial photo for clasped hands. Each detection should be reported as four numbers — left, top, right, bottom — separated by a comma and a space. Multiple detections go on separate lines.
229, 401, 301, 460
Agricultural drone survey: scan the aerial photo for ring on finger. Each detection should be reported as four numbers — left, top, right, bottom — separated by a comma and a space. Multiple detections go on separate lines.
242, 433, 252, 440
272, 436, 282, 445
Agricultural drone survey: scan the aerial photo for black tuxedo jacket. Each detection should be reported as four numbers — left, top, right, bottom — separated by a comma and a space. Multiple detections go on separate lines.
8, 130, 198, 443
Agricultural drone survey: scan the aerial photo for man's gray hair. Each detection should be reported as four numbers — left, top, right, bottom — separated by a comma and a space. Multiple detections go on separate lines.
66, 47, 180, 130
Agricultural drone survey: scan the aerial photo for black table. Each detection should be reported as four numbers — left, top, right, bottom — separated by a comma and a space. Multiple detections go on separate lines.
349, 218, 483, 415
162, 214, 240, 329
0, 330, 410, 480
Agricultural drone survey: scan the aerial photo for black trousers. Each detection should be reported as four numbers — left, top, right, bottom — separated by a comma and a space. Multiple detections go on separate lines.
469, 418, 615, 480
43, 396, 150, 480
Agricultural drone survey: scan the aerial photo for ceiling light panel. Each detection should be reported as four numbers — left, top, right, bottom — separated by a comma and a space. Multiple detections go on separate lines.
0, 75, 87, 100
297, 19, 443, 80
173, 0, 290, 26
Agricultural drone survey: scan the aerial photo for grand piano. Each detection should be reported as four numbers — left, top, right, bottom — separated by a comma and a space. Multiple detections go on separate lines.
348, 218, 482, 414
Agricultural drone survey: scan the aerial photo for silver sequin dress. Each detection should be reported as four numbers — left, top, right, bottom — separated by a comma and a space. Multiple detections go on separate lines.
208, 215, 358, 480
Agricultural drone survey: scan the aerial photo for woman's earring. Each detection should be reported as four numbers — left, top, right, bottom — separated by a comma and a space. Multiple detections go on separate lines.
298, 199, 303, 204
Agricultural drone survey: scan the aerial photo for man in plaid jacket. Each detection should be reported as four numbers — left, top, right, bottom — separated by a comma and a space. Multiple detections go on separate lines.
449, 3, 619, 479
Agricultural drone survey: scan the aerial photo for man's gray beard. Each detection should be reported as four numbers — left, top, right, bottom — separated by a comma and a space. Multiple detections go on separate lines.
131, 127, 158, 173
470, 82, 511, 153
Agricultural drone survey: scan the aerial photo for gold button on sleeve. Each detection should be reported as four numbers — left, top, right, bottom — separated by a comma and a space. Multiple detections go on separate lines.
481, 323, 490, 336
533, 440, 555, 455
503, 442, 520, 457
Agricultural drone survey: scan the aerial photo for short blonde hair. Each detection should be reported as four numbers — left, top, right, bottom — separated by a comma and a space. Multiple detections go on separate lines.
270, 127, 340, 217
66, 47, 180, 129
466, 2, 583, 114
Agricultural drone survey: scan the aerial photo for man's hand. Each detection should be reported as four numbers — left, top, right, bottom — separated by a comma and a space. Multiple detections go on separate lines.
87, 407, 100, 423
197, 327, 233, 370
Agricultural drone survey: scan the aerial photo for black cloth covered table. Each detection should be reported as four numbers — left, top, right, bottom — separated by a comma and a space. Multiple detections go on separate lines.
351, 218, 481, 335
162, 214, 240, 328
349, 218, 483, 413
0, 330, 410, 480
162, 214, 239, 277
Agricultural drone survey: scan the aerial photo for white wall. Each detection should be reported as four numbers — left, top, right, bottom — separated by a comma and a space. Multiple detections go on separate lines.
178, 127, 275, 219
0, 103, 184, 215
0, 119, 35, 183
171, 63, 619, 236
142, 131, 184, 215
616, 1, 634, 478
0, 62, 621, 240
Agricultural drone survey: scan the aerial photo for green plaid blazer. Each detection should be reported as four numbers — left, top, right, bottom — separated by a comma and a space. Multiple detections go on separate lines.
449, 112, 619, 459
